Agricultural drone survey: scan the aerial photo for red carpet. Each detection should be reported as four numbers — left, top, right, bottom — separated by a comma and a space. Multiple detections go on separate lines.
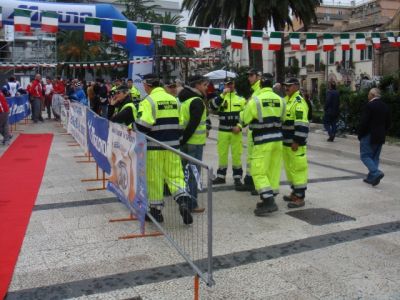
0, 134, 53, 299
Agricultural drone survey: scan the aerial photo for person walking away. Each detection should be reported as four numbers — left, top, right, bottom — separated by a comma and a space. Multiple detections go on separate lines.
108, 84, 137, 127
324, 81, 340, 142
136, 74, 193, 225
282, 78, 309, 208
358, 88, 390, 186
210, 77, 246, 186
44, 77, 54, 120
0, 90, 12, 145
28, 74, 44, 123
234, 73, 284, 216
236, 68, 263, 193
178, 75, 209, 213
94, 79, 109, 117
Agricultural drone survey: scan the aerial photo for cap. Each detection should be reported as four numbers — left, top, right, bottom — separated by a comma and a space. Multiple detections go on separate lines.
224, 77, 234, 84
283, 78, 300, 85
261, 73, 274, 80
116, 84, 129, 92
188, 75, 208, 85
246, 68, 262, 76
142, 74, 160, 87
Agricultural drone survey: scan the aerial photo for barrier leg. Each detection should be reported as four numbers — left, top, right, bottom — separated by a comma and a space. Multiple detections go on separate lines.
87, 170, 108, 191
81, 164, 104, 182
194, 275, 200, 300
109, 213, 163, 239
76, 152, 95, 163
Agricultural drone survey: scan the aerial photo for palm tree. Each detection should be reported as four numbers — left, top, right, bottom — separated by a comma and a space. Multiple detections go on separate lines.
118, 0, 161, 22
152, 12, 196, 80
182, 0, 321, 82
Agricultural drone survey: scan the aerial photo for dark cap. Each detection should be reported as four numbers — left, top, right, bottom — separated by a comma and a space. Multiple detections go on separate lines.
224, 77, 234, 84
116, 84, 129, 92
261, 73, 274, 79
142, 74, 160, 87
283, 78, 300, 85
188, 75, 208, 85
247, 68, 262, 76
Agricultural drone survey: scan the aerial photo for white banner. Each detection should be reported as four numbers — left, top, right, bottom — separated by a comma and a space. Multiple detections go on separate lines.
60, 103, 68, 129
67, 102, 87, 153
107, 122, 147, 230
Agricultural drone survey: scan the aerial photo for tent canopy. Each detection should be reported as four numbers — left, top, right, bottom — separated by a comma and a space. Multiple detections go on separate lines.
204, 70, 237, 80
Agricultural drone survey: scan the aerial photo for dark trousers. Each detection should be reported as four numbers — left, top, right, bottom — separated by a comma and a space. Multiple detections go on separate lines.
360, 134, 383, 181
31, 97, 43, 122
324, 115, 338, 139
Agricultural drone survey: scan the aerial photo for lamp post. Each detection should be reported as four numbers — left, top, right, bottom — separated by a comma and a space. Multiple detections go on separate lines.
153, 25, 161, 78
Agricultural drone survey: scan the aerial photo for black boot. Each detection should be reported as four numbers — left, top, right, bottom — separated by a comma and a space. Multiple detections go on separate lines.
212, 177, 226, 185
234, 178, 242, 187
177, 196, 193, 225
254, 197, 278, 216
235, 175, 254, 191
145, 207, 164, 223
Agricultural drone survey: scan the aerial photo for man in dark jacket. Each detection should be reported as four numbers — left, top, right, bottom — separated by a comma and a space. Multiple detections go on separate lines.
358, 88, 391, 186
178, 75, 209, 213
324, 82, 340, 142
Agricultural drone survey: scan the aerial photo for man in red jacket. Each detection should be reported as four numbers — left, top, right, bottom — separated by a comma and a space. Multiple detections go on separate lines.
28, 74, 44, 123
0, 90, 12, 145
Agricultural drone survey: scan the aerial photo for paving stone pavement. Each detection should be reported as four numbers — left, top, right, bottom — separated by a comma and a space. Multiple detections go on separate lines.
2, 119, 400, 300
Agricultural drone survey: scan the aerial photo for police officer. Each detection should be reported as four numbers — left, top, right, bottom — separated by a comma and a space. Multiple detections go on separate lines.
234, 73, 285, 216
282, 78, 309, 208
236, 68, 262, 193
127, 78, 142, 102
135, 74, 193, 225
164, 79, 178, 98
210, 77, 246, 186
108, 84, 136, 127
179, 75, 209, 213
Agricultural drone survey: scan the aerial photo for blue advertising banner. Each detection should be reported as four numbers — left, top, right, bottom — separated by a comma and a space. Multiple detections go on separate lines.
106, 122, 147, 232
7, 95, 30, 124
86, 109, 111, 174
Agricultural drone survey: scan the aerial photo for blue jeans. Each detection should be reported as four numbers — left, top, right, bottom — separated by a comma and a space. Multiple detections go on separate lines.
324, 115, 337, 139
360, 135, 383, 181
180, 144, 204, 210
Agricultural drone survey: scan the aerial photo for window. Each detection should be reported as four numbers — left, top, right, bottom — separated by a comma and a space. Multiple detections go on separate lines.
367, 45, 373, 60
342, 49, 353, 68
301, 55, 306, 67
360, 48, 365, 61
329, 50, 335, 64
315, 53, 321, 71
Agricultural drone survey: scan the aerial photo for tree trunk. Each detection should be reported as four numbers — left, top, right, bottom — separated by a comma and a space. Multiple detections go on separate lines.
274, 24, 285, 83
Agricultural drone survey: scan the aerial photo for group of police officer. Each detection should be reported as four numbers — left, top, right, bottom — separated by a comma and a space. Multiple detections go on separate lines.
107, 70, 309, 224
210, 69, 309, 216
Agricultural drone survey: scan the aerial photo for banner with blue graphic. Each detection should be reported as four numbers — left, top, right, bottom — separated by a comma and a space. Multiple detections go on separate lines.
107, 122, 147, 232
7, 95, 30, 124
86, 109, 111, 174
68, 102, 88, 153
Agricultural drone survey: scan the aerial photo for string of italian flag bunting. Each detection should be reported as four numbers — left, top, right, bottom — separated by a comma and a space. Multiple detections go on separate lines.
6, 7, 400, 50
0, 56, 222, 69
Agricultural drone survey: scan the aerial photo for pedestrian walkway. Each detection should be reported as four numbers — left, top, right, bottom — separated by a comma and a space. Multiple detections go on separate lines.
2, 120, 400, 299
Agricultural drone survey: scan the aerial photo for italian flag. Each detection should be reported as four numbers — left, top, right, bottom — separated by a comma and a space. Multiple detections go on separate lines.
250, 31, 263, 50
84, 17, 101, 41
355, 33, 366, 50
14, 8, 31, 33
371, 33, 381, 49
306, 33, 318, 51
209, 29, 222, 49
186, 27, 201, 48
289, 33, 300, 51
268, 32, 282, 51
161, 25, 176, 47
112, 20, 127, 43
341, 33, 350, 50
230, 29, 243, 49
41, 11, 58, 33
387, 32, 400, 47
136, 23, 152, 45
323, 33, 335, 51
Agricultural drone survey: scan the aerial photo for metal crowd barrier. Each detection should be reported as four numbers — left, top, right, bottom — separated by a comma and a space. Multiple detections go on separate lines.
144, 134, 214, 287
